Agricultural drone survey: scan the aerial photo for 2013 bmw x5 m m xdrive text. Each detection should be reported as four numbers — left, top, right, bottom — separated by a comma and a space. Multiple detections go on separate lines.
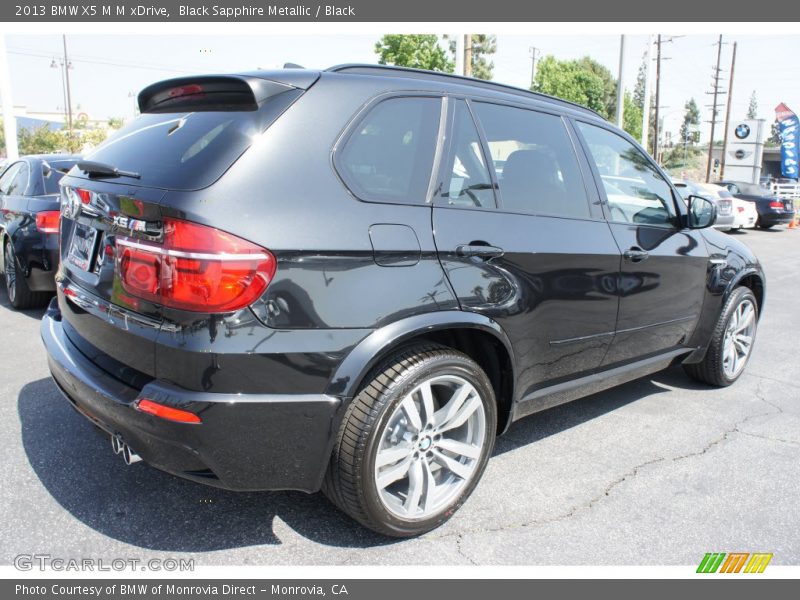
41, 65, 765, 537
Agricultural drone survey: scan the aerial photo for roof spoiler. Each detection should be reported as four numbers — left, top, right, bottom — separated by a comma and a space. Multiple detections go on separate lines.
137, 75, 296, 114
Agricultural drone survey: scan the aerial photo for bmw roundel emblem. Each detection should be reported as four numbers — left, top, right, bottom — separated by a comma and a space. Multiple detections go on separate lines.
735, 124, 751, 139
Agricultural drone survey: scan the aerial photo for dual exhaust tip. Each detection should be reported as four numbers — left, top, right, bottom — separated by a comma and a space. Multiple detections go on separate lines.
111, 434, 142, 465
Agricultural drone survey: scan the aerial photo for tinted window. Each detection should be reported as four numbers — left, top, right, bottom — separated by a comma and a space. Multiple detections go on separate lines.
577, 122, 677, 226
472, 102, 589, 218
439, 100, 495, 208
42, 160, 77, 195
7, 162, 29, 196
0, 162, 22, 195
79, 89, 302, 191
338, 97, 441, 204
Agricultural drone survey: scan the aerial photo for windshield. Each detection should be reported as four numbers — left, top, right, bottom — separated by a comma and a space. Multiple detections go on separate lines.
74, 88, 302, 191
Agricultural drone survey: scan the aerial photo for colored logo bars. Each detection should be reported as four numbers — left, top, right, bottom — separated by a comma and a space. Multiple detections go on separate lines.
696, 552, 773, 573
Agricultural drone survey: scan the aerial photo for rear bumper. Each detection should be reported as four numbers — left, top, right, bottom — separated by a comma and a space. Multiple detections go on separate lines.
759, 212, 794, 226
40, 299, 341, 492
713, 213, 736, 230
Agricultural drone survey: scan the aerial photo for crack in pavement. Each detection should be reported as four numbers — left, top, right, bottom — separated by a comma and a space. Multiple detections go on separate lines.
455, 533, 479, 565
422, 381, 788, 561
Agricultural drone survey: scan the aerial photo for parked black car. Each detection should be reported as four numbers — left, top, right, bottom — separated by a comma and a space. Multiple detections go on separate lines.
1, 155, 80, 308
715, 180, 795, 229
41, 66, 764, 537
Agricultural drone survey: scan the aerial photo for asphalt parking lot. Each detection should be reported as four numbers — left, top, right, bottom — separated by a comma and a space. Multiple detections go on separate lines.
1, 227, 798, 567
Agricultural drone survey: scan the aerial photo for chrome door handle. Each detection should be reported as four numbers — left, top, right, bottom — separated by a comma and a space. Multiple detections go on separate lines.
623, 247, 649, 262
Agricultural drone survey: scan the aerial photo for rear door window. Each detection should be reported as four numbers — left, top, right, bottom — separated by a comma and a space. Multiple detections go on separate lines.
7, 162, 29, 196
438, 100, 496, 209
0, 162, 22, 195
471, 102, 590, 219
76, 88, 303, 191
337, 96, 442, 204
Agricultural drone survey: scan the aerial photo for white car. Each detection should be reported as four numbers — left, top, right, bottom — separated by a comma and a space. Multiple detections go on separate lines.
695, 183, 756, 231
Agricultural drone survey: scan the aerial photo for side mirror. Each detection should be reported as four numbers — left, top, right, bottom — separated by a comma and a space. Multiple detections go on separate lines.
686, 195, 717, 229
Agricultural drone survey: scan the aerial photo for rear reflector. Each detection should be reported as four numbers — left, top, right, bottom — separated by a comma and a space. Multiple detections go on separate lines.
116, 218, 276, 313
36, 211, 61, 233
136, 399, 202, 424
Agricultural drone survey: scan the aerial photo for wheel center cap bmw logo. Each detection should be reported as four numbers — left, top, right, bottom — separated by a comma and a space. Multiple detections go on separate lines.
419, 437, 432, 451
735, 124, 751, 139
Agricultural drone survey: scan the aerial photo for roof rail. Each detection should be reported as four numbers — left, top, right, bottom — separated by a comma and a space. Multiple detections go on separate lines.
326, 63, 603, 119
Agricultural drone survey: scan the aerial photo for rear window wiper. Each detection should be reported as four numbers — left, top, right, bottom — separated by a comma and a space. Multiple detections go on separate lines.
77, 160, 141, 180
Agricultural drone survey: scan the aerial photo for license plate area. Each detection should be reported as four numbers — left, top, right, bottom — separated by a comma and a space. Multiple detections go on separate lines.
67, 222, 99, 273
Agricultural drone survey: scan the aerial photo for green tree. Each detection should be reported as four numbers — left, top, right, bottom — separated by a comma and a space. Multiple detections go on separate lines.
0, 118, 5, 157
746, 91, 758, 120
576, 56, 616, 119
469, 34, 496, 81
374, 34, 454, 72
622, 91, 642, 141
767, 119, 781, 146
532, 55, 609, 117
107, 116, 124, 129
679, 98, 701, 146
18, 125, 64, 155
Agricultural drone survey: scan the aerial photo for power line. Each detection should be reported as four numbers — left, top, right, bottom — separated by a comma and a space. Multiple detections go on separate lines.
6, 47, 193, 74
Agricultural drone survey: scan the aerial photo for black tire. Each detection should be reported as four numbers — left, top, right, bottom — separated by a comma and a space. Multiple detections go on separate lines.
683, 286, 758, 387
323, 344, 497, 537
757, 219, 774, 229
4, 241, 50, 310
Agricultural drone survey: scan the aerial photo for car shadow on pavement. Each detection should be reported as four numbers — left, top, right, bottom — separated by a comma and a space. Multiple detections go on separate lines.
0, 286, 50, 320
18, 378, 396, 552
18, 367, 711, 552
493, 366, 708, 456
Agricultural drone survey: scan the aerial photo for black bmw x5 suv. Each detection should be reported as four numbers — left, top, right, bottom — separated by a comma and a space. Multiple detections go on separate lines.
41, 65, 765, 537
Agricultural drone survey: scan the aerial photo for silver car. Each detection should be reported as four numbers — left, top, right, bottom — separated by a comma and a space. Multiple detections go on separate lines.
673, 179, 735, 231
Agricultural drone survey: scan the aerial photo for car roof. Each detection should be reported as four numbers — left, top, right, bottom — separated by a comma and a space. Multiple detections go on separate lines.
326, 64, 604, 119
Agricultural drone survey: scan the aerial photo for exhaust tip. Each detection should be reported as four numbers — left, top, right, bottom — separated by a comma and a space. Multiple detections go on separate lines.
111, 434, 123, 455
122, 443, 142, 465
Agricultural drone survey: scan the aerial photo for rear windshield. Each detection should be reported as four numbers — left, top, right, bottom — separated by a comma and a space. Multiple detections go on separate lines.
77, 88, 302, 191
42, 160, 78, 194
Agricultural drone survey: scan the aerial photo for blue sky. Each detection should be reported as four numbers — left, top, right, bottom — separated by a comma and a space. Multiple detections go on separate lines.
5, 33, 799, 142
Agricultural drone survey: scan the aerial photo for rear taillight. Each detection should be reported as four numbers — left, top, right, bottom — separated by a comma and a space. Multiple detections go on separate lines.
769, 201, 784, 209
35, 211, 61, 233
116, 218, 276, 313
737, 206, 745, 213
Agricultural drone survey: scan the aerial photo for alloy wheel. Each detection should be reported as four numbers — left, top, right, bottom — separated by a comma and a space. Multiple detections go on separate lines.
722, 298, 756, 378
373, 374, 487, 520
4, 245, 16, 303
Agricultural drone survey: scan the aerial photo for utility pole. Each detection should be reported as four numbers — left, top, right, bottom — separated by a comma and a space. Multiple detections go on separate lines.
62, 35, 74, 137
705, 35, 725, 183
720, 41, 737, 180
529, 46, 539, 88
653, 35, 662, 162
0, 34, 19, 159
615, 35, 626, 128
464, 34, 472, 78
641, 35, 654, 149
454, 35, 464, 76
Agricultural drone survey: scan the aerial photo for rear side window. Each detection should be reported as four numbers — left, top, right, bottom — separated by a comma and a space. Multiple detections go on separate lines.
337, 97, 441, 204
42, 161, 75, 195
0, 162, 22, 195
7, 162, 30, 196
472, 102, 590, 219
78, 88, 303, 191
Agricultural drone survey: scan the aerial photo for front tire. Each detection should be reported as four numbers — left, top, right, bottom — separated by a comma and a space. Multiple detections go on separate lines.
323, 344, 496, 537
684, 286, 758, 386
4, 241, 50, 310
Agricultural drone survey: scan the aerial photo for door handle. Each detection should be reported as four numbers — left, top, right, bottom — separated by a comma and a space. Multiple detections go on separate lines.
623, 247, 649, 262
456, 244, 505, 259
